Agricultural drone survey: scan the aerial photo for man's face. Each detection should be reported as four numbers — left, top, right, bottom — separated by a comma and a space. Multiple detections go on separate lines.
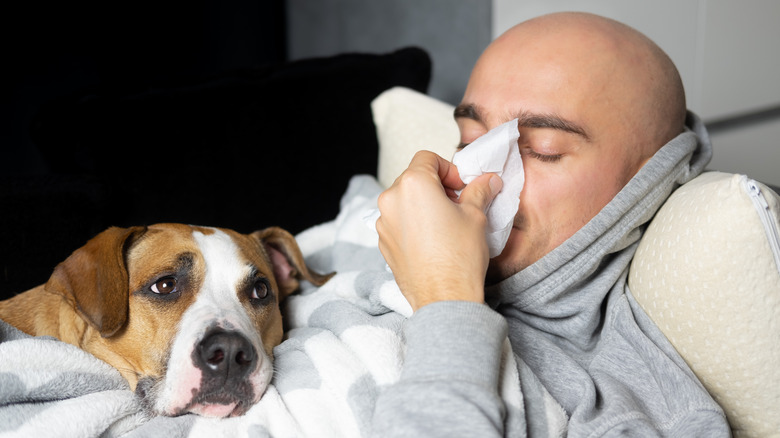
457, 30, 650, 282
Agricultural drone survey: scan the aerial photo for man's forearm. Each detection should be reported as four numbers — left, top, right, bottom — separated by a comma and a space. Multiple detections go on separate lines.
371, 301, 509, 437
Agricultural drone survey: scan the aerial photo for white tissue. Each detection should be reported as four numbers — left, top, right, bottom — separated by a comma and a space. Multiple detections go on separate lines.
452, 118, 523, 257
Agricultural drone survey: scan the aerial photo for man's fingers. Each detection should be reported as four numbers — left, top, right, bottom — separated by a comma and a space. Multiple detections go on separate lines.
406, 150, 466, 193
375, 154, 497, 311
459, 173, 503, 213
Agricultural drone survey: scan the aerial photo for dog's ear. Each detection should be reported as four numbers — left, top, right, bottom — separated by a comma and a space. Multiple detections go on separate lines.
46, 226, 146, 338
253, 227, 334, 300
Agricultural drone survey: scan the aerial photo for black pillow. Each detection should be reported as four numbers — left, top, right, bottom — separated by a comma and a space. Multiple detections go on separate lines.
32, 47, 430, 234
1, 47, 431, 297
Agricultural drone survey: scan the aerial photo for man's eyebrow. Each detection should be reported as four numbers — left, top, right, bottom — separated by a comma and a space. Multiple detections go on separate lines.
516, 112, 590, 141
454, 103, 482, 122
454, 103, 590, 141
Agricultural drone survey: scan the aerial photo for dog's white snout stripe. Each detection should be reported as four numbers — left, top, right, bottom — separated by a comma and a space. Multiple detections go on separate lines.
153, 229, 272, 415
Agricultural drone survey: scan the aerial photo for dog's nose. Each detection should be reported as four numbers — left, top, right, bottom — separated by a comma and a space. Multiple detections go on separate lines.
197, 330, 257, 382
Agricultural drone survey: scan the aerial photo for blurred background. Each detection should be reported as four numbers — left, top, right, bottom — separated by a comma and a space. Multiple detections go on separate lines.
1, 0, 778, 296
3, 0, 778, 183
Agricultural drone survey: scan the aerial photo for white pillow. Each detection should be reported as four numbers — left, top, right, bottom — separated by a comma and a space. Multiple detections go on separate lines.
629, 171, 780, 437
371, 87, 460, 188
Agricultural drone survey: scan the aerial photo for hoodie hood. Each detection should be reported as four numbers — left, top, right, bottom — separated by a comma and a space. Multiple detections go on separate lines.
487, 111, 712, 350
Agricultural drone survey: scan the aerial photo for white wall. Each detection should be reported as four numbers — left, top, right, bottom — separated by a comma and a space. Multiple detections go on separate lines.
708, 119, 780, 186
492, 0, 780, 186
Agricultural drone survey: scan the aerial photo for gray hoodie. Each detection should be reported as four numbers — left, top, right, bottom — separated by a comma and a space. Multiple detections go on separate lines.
371, 113, 731, 437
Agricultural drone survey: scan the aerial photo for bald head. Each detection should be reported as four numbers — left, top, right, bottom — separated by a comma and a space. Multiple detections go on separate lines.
466, 12, 686, 161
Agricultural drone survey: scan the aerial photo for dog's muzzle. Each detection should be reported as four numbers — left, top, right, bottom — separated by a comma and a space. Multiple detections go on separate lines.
134, 327, 268, 418
197, 329, 257, 383
180, 328, 260, 416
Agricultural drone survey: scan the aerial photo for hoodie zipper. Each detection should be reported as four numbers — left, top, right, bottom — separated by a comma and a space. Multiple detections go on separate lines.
742, 175, 780, 273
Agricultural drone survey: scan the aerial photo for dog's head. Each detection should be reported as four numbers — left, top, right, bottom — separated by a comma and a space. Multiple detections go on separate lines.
45, 223, 332, 417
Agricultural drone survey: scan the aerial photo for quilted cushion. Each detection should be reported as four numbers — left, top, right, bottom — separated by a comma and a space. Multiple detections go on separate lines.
629, 171, 780, 437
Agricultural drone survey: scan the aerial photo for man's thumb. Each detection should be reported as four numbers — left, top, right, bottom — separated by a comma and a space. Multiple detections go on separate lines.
460, 173, 503, 212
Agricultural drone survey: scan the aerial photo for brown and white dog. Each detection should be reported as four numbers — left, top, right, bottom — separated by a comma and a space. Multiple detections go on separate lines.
0, 223, 332, 418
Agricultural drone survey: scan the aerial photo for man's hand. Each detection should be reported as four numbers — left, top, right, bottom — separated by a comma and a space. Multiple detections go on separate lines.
376, 151, 503, 311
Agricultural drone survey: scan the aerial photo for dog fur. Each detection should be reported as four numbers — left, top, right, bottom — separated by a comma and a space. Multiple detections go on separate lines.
0, 223, 332, 417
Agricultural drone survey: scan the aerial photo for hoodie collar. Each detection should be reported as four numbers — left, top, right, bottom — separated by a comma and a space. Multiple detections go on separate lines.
487, 112, 712, 331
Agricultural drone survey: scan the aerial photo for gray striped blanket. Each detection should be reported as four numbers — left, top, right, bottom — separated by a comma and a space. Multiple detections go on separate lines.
0, 175, 566, 437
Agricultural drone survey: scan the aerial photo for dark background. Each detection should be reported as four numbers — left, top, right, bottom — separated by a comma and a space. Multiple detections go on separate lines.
0, 0, 431, 298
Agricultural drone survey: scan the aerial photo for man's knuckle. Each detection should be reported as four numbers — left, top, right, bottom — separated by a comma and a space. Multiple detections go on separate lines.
377, 191, 390, 210
412, 150, 435, 161
396, 168, 428, 188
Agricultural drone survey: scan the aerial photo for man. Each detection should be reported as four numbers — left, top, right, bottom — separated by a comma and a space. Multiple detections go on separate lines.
373, 11, 730, 436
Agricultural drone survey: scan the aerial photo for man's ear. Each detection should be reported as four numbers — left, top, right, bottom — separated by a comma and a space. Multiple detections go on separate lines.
45, 226, 146, 338
253, 227, 334, 300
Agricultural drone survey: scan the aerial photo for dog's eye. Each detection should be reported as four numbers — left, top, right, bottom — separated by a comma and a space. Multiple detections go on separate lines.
151, 276, 178, 294
250, 280, 269, 300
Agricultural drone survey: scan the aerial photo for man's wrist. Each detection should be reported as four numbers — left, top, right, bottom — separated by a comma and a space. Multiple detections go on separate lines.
411, 292, 485, 312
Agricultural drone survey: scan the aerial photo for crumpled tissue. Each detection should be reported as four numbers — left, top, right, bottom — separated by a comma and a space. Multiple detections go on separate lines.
453, 118, 523, 257
364, 118, 523, 258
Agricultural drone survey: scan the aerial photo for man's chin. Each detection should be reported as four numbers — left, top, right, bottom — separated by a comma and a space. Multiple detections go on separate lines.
487, 228, 525, 284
